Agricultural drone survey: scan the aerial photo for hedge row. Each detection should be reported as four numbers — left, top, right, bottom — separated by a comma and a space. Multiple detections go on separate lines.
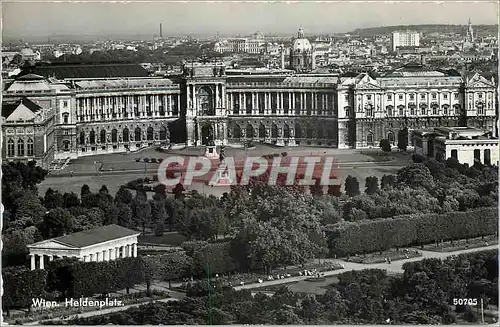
3, 267, 47, 314
326, 207, 498, 256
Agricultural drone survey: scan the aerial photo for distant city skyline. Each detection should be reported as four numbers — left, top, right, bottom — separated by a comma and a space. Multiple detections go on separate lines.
2, 1, 499, 42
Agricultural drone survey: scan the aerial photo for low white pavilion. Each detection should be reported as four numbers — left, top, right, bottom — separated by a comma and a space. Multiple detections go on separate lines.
27, 224, 140, 270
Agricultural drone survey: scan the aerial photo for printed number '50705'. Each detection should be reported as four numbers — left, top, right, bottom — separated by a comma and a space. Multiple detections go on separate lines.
453, 298, 478, 306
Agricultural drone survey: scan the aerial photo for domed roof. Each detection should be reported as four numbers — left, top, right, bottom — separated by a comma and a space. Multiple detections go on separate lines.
291, 27, 312, 53
292, 38, 312, 53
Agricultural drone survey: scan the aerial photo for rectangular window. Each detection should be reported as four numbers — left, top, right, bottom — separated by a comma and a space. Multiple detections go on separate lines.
366, 95, 372, 101
63, 100, 68, 107
454, 93, 459, 100
420, 94, 426, 100
398, 94, 404, 100
432, 93, 437, 100
443, 93, 448, 99
387, 94, 392, 101
409, 94, 415, 101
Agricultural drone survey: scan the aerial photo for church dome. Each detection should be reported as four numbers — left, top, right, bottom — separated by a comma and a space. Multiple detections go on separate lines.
291, 28, 312, 53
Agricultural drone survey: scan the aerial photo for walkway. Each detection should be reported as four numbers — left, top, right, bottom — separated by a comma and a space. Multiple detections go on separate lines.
235, 245, 499, 291
24, 245, 498, 324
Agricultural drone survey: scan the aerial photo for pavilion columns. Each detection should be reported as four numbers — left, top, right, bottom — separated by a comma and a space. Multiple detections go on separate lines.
30, 254, 36, 270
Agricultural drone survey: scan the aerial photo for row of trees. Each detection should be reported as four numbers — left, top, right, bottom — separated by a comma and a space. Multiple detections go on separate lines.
55, 249, 498, 325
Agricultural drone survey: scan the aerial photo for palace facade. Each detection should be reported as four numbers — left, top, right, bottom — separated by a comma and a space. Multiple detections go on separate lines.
2, 61, 497, 167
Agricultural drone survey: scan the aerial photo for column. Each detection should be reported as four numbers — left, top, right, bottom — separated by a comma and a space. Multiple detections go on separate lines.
39, 254, 44, 270
30, 254, 36, 270
96, 252, 101, 262
103, 249, 109, 261
89, 253, 94, 262
280, 92, 284, 115
83, 255, 89, 262
121, 246, 127, 258
215, 84, 218, 107
128, 244, 133, 257
239, 93, 242, 115
133, 243, 138, 257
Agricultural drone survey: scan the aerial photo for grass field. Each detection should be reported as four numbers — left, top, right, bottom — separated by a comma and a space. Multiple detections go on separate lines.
138, 232, 187, 246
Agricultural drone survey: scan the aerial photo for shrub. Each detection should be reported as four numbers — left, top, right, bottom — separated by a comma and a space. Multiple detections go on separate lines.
143, 158, 150, 163
158, 158, 163, 163
281, 152, 288, 157
379, 139, 391, 152
412, 153, 427, 163
135, 158, 141, 162
326, 207, 498, 256
151, 158, 157, 163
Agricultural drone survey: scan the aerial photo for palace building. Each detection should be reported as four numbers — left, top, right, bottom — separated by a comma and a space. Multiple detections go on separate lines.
2, 58, 497, 167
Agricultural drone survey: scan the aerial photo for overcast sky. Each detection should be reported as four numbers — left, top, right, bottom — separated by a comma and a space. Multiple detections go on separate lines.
3, 1, 499, 40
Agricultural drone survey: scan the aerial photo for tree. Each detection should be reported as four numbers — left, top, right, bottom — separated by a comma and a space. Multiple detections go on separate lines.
227, 185, 326, 273
397, 128, 409, 152
379, 139, 391, 152
38, 208, 74, 238
397, 164, 435, 190
116, 202, 133, 228
115, 186, 133, 204
63, 192, 81, 208
44, 188, 64, 209
344, 175, 360, 197
99, 185, 109, 194
81, 184, 91, 198
364, 176, 379, 195
380, 174, 396, 190
173, 183, 185, 199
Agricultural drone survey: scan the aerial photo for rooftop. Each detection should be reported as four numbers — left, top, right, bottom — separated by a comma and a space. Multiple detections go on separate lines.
2, 97, 42, 118
32, 224, 140, 249
21, 63, 150, 79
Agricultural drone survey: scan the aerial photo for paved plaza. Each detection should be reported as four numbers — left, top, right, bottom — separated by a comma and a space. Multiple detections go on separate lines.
39, 144, 412, 197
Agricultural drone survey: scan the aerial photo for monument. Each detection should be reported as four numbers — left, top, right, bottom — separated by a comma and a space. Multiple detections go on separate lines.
211, 146, 232, 186
204, 129, 219, 159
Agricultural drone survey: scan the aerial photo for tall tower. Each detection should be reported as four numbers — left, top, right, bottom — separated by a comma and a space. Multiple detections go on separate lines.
467, 18, 474, 43
160, 23, 163, 38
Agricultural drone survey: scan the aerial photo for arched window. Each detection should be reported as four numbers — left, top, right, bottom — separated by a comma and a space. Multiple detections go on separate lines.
7, 139, 14, 157
62, 113, 69, 124
259, 123, 266, 139
295, 123, 302, 139
271, 124, 278, 139
123, 128, 129, 142
233, 125, 241, 139
17, 138, 25, 156
147, 127, 154, 140
135, 127, 142, 141
387, 132, 395, 145
63, 140, 70, 151
79, 131, 85, 145
386, 105, 393, 117
89, 130, 96, 144
111, 129, 118, 143
198, 87, 214, 116
283, 124, 290, 139
367, 133, 374, 146
27, 138, 34, 156
246, 124, 254, 139
100, 129, 106, 143
159, 126, 168, 141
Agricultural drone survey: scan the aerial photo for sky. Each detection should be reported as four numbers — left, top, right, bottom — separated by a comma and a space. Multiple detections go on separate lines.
2, 0, 499, 41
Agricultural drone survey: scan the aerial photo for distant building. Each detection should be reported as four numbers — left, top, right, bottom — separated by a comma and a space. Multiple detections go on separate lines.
413, 126, 498, 166
289, 28, 315, 71
391, 31, 420, 53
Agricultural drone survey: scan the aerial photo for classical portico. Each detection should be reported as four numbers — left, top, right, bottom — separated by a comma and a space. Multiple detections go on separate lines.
27, 224, 140, 270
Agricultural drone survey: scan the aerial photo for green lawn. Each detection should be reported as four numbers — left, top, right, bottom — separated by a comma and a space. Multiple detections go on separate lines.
138, 232, 187, 246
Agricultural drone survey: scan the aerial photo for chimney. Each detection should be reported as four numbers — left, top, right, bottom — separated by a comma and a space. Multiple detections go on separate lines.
160, 23, 163, 38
